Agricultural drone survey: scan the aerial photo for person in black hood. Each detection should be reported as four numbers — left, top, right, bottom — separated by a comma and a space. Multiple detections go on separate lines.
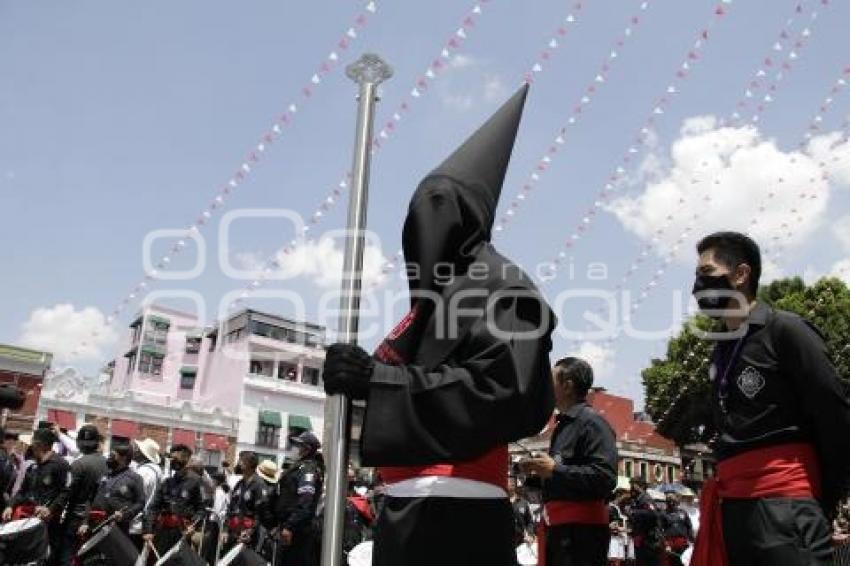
323, 84, 556, 566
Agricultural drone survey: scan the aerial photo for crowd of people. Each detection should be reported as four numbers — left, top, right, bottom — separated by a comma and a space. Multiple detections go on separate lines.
0, 424, 329, 565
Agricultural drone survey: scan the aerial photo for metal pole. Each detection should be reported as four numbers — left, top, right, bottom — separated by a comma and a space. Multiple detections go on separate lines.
321, 53, 392, 566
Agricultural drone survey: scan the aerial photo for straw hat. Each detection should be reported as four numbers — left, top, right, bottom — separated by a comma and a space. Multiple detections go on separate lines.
257, 459, 281, 483
133, 438, 161, 464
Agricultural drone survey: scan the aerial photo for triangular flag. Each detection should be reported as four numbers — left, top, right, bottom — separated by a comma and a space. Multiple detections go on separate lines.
801, 27, 811, 37
667, 85, 677, 93
456, 28, 467, 39
311, 74, 320, 84
366, 1, 377, 13
610, 50, 618, 58
426, 69, 435, 79
773, 41, 782, 51
347, 28, 357, 38
532, 63, 543, 73
289, 104, 297, 113
581, 95, 590, 103
549, 38, 558, 48
441, 48, 450, 58
595, 74, 605, 82
411, 88, 420, 97
789, 51, 798, 60
555, 135, 565, 144
756, 69, 766, 77
473, 5, 482, 14
764, 94, 773, 102
653, 106, 663, 114
329, 52, 339, 61
568, 117, 576, 124
567, 14, 576, 22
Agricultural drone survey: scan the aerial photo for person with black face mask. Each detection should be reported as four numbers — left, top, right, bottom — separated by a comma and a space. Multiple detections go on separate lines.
57, 425, 107, 566
142, 443, 206, 556
79, 444, 144, 537
689, 231, 850, 566
322, 85, 556, 566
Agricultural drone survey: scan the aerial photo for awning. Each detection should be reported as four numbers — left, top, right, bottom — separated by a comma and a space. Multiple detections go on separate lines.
259, 410, 282, 428
140, 345, 165, 356
48, 409, 76, 431
111, 419, 140, 439
148, 315, 171, 327
287, 414, 312, 431
203, 433, 229, 451
185, 328, 204, 339
172, 428, 197, 448
179, 366, 198, 376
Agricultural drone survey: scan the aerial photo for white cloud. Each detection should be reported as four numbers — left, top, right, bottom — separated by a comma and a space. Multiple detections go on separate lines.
18, 304, 118, 363
832, 214, 850, 251
759, 258, 786, 284
437, 55, 508, 112
235, 237, 389, 291
572, 341, 616, 383
607, 116, 838, 261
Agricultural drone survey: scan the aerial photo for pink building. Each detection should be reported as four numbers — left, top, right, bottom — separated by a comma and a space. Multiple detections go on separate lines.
39, 304, 327, 467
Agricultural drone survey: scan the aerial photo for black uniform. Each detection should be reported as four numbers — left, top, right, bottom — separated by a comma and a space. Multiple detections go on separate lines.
627, 493, 662, 566
355, 85, 556, 566
708, 303, 850, 564
11, 453, 71, 566
276, 456, 323, 566
225, 474, 275, 552
540, 403, 617, 566
91, 466, 145, 533
58, 452, 107, 565
661, 507, 693, 541
143, 469, 206, 555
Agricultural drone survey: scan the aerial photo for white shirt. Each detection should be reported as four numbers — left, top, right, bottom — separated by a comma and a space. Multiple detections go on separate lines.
213, 487, 230, 523
130, 461, 162, 534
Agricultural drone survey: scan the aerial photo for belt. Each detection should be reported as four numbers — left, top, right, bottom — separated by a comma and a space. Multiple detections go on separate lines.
227, 516, 257, 531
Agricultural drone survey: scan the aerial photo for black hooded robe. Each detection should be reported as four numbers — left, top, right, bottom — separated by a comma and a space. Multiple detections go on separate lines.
359, 85, 556, 566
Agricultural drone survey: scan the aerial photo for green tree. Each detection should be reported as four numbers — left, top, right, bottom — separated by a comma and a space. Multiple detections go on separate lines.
644, 277, 850, 445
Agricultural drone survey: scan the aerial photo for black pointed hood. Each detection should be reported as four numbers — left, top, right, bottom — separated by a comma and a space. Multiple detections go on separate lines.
402, 84, 529, 297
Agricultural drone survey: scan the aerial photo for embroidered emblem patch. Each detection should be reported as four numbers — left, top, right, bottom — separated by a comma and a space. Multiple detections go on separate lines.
737, 366, 766, 399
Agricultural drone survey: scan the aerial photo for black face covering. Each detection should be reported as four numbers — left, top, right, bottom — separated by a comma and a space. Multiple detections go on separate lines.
170, 460, 185, 473
692, 273, 734, 314
106, 455, 119, 470
233, 464, 243, 475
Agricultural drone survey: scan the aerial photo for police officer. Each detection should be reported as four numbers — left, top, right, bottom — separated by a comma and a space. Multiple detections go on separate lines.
520, 357, 618, 566
222, 451, 276, 555
79, 443, 144, 537
690, 231, 850, 566
276, 431, 324, 566
661, 493, 692, 564
626, 478, 662, 566
58, 424, 107, 565
2, 427, 71, 566
142, 444, 206, 555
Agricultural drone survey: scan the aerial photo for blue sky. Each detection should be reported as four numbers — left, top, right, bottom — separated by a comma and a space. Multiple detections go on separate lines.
2, 0, 849, 406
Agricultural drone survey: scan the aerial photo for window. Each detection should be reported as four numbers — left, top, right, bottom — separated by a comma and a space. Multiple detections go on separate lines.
301, 367, 320, 386
144, 324, 168, 347
185, 337, 201, 354
249, 360, 264, 375
624, 460, 633, 478
139, 352, 163, 376
180, 368, 197, 390
256, 423, 280, 448
654, 464, 664, 483
131, 325, 142, 344
639, 462, 648, 481
667, 465, 676, 483
126, 353, 137, 375
279, 362, 298, 381
225, 328, 244, 343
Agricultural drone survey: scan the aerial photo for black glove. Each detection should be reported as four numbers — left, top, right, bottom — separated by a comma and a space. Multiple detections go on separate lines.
322, 343, 375, 400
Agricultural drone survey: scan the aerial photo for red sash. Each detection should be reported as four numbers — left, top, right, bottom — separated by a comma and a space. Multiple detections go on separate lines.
378, 445, 509, 491
347, 495, 375, 525
536, 500, 608, 565
691, 442, 821, 566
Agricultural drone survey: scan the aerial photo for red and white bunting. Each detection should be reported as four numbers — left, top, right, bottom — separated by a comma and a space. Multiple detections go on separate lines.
83, 1, 380, 341
494, 0, 653, 235
538, 2, 734, 285
228, 1, 496, 309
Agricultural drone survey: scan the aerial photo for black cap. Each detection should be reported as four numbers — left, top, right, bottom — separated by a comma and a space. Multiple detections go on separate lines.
76, 424, 102, 450
290, 431, 320, 449
426, 84, 529, 216
33, 428, 57, 447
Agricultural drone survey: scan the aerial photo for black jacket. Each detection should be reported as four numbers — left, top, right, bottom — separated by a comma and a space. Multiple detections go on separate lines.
92, 466, 145, 530
276, 456, 323, 532
661, 507, 693, 540
710, 303, 850, 513
11, 453, 71, 521
541, 403, 618, 502
228, 473, 276, 530
143, 470, 206, 533
64, 453, 108, 522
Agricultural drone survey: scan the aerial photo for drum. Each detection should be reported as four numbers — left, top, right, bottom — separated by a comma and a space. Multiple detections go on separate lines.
0, 517, 48, 565
156, 538, 207, 566
217, 542, 269, 566
347, 541, 373, 566
77, 523, 139, 565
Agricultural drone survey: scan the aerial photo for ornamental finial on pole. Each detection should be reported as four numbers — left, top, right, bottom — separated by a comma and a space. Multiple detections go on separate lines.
345, 53, 393, 86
